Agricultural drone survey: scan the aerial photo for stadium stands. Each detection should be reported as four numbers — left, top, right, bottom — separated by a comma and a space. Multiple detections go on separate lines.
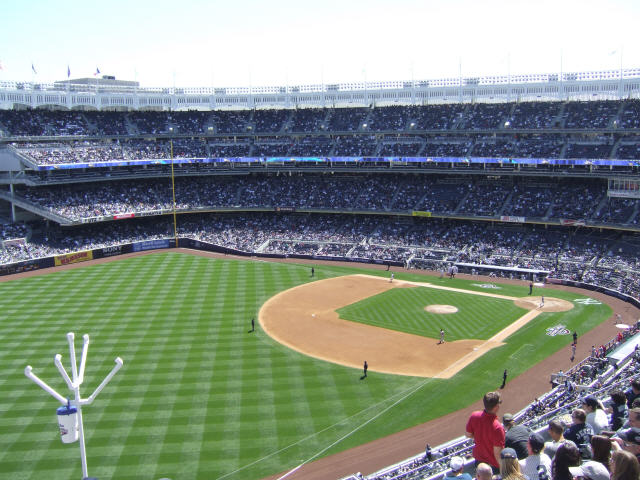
2, 97, 640, 480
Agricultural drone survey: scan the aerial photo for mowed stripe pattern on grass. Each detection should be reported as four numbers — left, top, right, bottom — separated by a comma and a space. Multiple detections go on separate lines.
0, 253, 415, 480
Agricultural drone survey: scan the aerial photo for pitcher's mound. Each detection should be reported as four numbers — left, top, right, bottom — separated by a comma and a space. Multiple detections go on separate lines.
514, 296, 574, 312
425, 305, 459, 314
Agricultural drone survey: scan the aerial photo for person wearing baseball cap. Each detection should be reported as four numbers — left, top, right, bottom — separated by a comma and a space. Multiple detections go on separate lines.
568, 461, 611, 480
520, 432, 552, 480
443, 456, 472, 480
612, 427, 640, 463
503, 413, 531, 460
498, 448, 527, 480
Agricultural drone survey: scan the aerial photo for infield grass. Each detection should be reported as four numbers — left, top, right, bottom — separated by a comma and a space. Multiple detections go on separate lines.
0, 252, 612, 480
337, 286, 528, 340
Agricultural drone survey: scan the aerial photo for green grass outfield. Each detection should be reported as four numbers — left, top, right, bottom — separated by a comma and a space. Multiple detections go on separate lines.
0, 252, 611, 480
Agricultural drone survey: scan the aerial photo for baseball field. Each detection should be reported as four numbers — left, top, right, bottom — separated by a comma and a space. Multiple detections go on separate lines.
0, 250, 613, 480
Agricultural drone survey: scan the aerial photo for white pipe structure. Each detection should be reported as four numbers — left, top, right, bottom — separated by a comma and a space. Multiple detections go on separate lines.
24, 366, 68, 405
78, 334, 89, 385
55, 354, 75, 390
24, 332, 124, 480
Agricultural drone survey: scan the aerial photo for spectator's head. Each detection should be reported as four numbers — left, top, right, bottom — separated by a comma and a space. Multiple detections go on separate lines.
569, 461, 611, 480
552, 442, 581, 480
503, 413, 515, 429
475, 463, 493, 480
582, 395, 602, 412
609, 390, 627, 407
628, 408, 640, 429
590, 435, 612, 467
610, 450, 640, 480
499, 448, 521, 479
548, 418, 566, 441
483, 391, 502, 414
572, 408, 587, 425
528, 432, 545, 455
450, 456, 465, 474
616, 427, 640, 457
631, 379, 640, 394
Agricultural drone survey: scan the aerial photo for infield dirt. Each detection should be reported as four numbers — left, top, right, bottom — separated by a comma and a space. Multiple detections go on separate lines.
259, 274, 574, 378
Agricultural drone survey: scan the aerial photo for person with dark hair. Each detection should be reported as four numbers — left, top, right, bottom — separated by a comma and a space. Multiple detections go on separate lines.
590, 435, 613, 471
503, 414, 531, 460
551, 442, 581, 480
466, 391, 505, 472
544, 418, 573, 459
625, 379, 640, 409
520, 432, 552, 480
610, 450, 640, 480
612, 426, 640, 464
564, 408, 594, 459
583, 395, 610, 434
363, 360, 368, 378
608, 390, 629, 431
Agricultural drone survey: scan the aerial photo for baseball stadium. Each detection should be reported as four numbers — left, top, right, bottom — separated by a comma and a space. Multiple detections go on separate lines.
2, 55, 640, 480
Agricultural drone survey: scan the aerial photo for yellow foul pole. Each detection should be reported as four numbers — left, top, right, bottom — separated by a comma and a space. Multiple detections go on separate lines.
170, 140, 178, 247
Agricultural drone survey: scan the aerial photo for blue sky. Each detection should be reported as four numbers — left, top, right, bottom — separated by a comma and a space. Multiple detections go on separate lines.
1, 0, 638, 88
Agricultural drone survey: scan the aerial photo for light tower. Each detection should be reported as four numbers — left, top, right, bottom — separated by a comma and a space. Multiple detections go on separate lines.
25, 332, 124, 480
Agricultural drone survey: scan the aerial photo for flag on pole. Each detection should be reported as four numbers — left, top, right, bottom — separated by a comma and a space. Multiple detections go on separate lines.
67, 65, 70, 78
93, 67, 100, 76
32, 63, 37, 74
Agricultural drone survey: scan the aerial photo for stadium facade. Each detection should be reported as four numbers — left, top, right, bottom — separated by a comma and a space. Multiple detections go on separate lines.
1, 67, 640, 111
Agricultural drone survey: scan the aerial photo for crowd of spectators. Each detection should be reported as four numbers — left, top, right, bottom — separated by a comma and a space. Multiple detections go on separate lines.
3, 100, 640, 164
2, 209, 640, 302
13, 132, 634, 165
364, 326, 640, 480
11, 175, 638, 227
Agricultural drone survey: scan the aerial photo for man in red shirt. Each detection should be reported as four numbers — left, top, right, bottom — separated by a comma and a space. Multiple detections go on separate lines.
465, 391, 505, 472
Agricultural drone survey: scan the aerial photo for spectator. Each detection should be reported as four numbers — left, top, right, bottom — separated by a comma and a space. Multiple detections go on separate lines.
466, 391, 505, 472
444, 456, 472, 480
504, 413, 532, 460
498, 448, 527, 480
568, 461, 611, 480
545, 418, 573, 460
609, 390, 629, 431
612, 427, 640, 464
519, 432, 552, 480
551, 442, 581, 480
625, 379, 640, 409
583, 395, 611, 434
590, 435, 613, 471
610, 450, 640, 480
565, 408, 595, 459
474, 462, 493, 480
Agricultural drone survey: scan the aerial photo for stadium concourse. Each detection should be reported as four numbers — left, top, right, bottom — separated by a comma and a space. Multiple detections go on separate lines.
2, 95, 640, 479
